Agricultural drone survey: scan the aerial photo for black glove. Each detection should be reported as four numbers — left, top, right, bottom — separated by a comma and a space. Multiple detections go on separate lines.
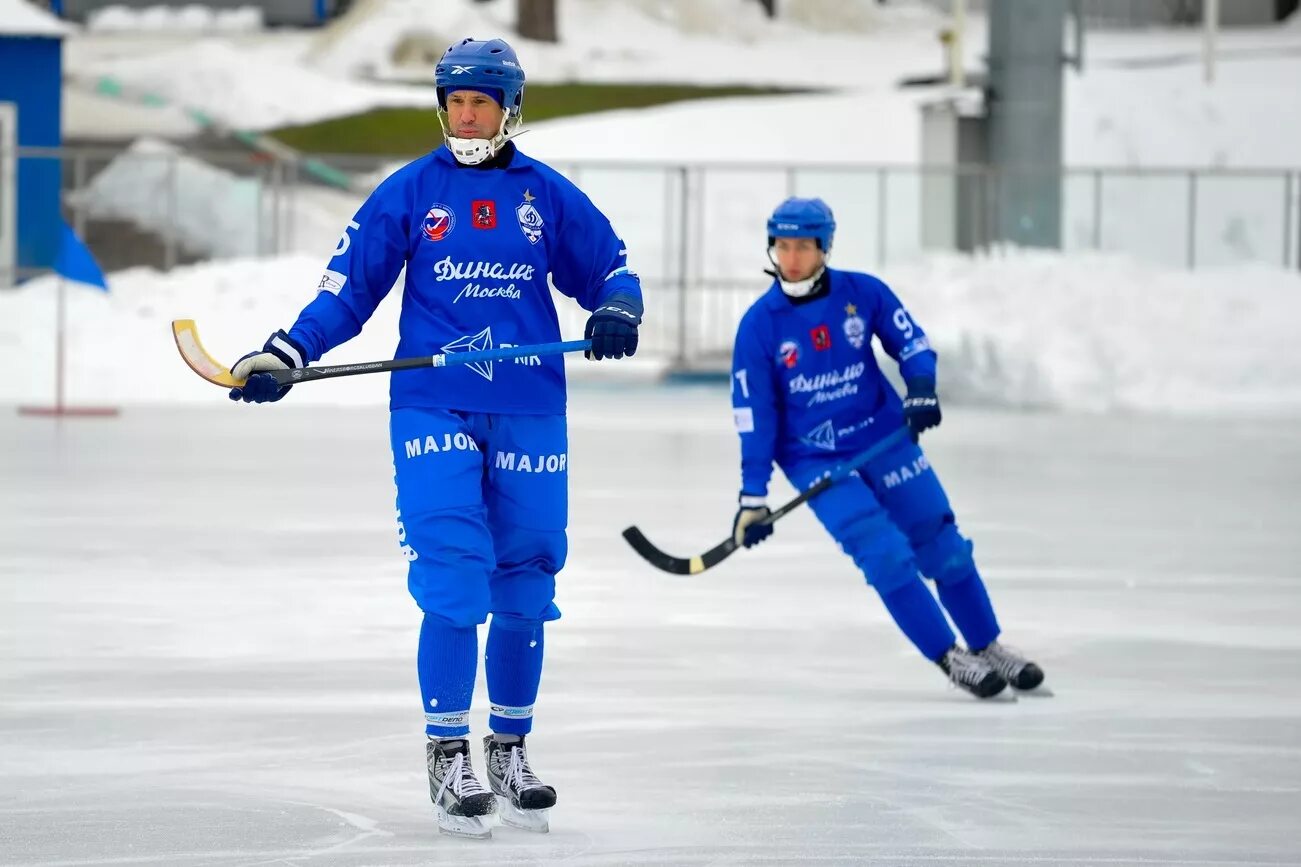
228, 330, 306, 404
902, 376, 941, 439
731, 495, 774, 549
584, 295, 642, 360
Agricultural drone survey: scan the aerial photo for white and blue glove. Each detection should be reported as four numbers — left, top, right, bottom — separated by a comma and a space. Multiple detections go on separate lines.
228, 330, 307, 404
731, 494, 774, 549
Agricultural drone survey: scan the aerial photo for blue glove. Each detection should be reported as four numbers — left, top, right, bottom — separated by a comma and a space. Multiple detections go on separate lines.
732, 494, 773, 549
902, 376, 941, 439
584, 295, 642, 360
228, 330, 307, 404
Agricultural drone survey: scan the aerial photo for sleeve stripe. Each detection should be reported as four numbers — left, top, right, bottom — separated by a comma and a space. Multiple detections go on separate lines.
270, 334, 305, 369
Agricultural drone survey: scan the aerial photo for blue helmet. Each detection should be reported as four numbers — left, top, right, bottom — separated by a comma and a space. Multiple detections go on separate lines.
767, 197, 835, 252
434, 38, 526, 121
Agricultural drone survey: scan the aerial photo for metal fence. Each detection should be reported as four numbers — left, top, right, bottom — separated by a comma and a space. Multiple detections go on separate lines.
6, 145, 1300, 365
920, 0, 1283, 28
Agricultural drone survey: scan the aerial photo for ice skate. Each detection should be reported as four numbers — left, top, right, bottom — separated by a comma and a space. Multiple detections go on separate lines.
976, 641, 1050, 694
937, 644, 1011, 700
483, 734, 556, 832
427, 737, 496, 839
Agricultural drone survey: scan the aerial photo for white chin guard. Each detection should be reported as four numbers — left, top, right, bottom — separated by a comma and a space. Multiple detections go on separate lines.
440, 111, 525, 166
779, 265, 826, 298
445, 135, 501, 166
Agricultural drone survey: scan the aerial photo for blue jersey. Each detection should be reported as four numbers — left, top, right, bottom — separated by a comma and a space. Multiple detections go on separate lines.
730, 268, 937, 497
285, 144, 641, 415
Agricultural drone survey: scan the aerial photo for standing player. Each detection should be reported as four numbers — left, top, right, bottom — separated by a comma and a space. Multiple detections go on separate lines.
226, 38, 643, 837
729, 197, 1043, 700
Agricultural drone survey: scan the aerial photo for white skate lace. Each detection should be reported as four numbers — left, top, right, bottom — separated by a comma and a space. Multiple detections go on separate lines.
501, 744, 545, 793
979, 642, 1027, 680
435, 751, 489, 805
946, 649, 993, 686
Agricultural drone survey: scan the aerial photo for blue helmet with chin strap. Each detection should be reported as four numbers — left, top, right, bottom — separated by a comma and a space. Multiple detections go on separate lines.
434, 37, 526, 121
767, 197, 836, 252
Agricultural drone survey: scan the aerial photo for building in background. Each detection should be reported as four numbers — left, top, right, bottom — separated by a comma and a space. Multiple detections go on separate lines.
0, 0, 69, 285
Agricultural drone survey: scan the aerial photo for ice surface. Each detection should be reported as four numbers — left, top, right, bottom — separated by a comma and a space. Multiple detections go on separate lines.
2, 389, 1300, 864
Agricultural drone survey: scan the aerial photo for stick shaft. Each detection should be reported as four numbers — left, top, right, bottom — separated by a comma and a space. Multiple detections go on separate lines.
270, 339, 591, 386
622, 427, 912, 575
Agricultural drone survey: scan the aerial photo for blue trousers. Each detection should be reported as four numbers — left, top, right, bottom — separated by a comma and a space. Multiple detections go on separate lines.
391, 407, 567, 735
786, 433, 1000, 659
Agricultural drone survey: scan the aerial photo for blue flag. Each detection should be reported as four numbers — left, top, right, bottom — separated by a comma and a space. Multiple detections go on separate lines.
54, 220, 108, 291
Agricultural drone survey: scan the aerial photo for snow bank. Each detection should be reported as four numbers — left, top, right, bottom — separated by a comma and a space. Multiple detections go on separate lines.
3, 250, 1298, 416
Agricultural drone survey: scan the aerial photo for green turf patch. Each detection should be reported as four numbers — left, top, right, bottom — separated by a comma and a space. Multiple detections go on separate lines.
269, 82, 799, 156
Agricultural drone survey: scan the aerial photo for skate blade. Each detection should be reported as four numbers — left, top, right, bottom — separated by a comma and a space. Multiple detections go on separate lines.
980, 688, 1018, 703
496, 795, 551, 833
436, 806, 494, 839
1014, 684, 1054, 697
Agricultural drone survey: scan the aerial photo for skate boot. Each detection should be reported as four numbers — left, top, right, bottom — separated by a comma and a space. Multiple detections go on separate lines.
975, 640, 1047, 692
483, 734, 557, 833
936, 644, 1009, 699
427, 737, 496, 839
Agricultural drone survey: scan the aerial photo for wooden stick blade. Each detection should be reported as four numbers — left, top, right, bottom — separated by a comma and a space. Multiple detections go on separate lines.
171, 319, 243, 388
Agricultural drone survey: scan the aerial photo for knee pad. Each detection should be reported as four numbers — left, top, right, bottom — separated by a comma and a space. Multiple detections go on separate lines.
837, 512, 918, 595
914, 520, 976, 586
489, 525, 566, 623
403, 506, 495, 627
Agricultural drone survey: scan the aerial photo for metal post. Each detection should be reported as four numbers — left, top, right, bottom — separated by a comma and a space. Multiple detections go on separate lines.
1283, 172, 1293, 269
1296, 171, 1301, 273
287, 157, 300, 254
270, 158, 282, 256
1203, 0, 1219, 84
73, 152, 87, 240
55, 277, 65, 412
951, 0, 967, 88
661, 168, 674, 298
785, 165, 796, 198
676, 165, 690, 368
877, 168, 888, 267
1093, 168, 1102, 250
165, 154, 178, 270
254, 163, 264, 257
1187, 170, 1197, 269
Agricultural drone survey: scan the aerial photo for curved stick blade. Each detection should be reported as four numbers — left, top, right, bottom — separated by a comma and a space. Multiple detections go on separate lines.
622, 526, 694, 575
622, 526, 738, 575
172, 319, 242, 388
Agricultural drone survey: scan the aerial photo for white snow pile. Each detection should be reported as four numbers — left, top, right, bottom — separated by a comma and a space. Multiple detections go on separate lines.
3, 250, 1298, 416
67, 138, 363, 259
306, 0, 945, 83
886, 251, 1301, 415
81, 39, 442, 131
85, 4, 264, 33
63, 0, 1301, 170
